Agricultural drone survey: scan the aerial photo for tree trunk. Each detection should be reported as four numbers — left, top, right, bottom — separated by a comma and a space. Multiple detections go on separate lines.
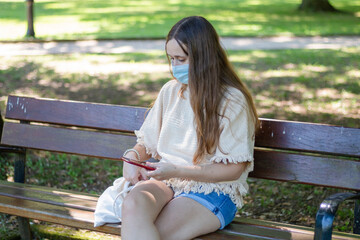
298, 0, 338, 12
26, 0, 35, 37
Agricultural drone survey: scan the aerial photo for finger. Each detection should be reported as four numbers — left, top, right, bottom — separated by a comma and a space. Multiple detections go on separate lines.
145, 169, 155, 178
139, 168, 148, 180
146, 168, 160, 178
131, 177, 140, 185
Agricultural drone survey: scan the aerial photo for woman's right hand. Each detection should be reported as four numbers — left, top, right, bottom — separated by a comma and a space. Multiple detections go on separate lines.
122, 152, 148, 184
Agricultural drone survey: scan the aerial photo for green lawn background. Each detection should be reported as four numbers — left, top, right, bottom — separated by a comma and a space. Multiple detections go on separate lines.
0, 0, 360, 40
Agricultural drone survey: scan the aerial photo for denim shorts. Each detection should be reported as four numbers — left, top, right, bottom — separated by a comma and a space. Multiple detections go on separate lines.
176, 191, 237, 229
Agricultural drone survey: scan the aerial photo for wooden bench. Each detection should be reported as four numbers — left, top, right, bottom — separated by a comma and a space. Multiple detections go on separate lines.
0, 95, 359, 240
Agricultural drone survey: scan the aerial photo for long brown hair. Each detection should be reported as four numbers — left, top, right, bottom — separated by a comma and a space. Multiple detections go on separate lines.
166, 16, 259, 164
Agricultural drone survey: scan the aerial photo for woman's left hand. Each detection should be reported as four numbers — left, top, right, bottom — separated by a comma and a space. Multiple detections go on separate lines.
145, 162, 180, 180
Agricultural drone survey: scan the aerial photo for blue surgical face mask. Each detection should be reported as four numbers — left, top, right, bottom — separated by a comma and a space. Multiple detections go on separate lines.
172, 64, 189, 84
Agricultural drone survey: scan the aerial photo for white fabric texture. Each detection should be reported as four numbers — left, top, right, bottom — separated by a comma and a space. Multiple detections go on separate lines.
94, 177, 134, 227
135, 80, 255, 208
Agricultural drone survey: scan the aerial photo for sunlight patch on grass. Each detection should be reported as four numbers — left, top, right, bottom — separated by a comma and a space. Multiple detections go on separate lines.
347, 69, 360, 78
228, 55, 253, 63
0, 22, 26, 39
1, 0, 360, 40
303, 65, 331, 73
42, 2, 75, 9
262, 70, 301, 78
35, 18, 98, 37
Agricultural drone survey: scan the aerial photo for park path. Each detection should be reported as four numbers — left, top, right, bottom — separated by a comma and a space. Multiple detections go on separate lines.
0, 36, 360, 56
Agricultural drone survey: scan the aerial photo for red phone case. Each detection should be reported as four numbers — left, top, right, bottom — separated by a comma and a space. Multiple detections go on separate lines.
121, 156, 156, 170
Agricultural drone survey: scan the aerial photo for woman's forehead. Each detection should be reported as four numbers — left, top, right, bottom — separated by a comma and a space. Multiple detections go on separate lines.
166, 39, 187, 57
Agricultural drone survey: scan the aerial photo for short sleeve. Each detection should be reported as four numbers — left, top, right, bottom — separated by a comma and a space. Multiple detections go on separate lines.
209, 88, 255, 174
134, 81, 171, 159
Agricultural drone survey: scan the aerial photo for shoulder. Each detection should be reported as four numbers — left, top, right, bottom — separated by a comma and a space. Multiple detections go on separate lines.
161, 79, 181, 91
159, 80, 181, 97
222, 86, 247, 114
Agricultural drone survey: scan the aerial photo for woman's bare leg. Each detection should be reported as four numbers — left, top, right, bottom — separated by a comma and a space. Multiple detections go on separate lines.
155, 197, 221, 240
121, 180, 173, 240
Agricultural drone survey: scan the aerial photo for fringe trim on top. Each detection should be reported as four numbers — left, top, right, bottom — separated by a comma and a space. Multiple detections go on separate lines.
164, 178, 248, 208
209, 154, 254, 173
134, 130, 160, 159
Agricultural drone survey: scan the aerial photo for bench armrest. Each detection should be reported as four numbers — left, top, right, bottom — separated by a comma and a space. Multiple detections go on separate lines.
314, 191, 360, 240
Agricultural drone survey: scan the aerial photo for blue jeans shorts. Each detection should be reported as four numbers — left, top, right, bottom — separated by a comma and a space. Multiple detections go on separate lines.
176, 191, 237, 229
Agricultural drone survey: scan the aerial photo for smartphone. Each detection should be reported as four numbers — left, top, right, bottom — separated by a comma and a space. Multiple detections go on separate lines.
121, 156, 156, 171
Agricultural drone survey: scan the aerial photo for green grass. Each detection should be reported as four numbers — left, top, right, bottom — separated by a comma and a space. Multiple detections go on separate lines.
1, 48, 359, 127
0, 47, 359, 238
0, 0, 360, 41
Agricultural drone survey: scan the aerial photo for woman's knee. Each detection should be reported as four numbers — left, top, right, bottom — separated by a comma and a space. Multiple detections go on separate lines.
122, 185, 153, 215
122, 180, 173, 217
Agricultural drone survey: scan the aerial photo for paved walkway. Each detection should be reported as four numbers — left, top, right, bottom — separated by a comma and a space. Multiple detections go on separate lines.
1, 36, 359, 56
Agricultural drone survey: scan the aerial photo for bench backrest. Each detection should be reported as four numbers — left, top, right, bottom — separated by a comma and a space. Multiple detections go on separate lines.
1, 95, 360, 191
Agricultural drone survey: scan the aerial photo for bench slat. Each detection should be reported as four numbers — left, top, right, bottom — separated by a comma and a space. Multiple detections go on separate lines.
0, 180, 98, 200
5, 95, 147, 133
5, 96, 360, 158
0, 194, 122, 235
0, 179, 313, 240
251, 150, 360, 191
0, 182, 97, 211
1, 122, 136, 160
227, 218, 360, 240
256, 119, 360, 157
2, 122, 359, 190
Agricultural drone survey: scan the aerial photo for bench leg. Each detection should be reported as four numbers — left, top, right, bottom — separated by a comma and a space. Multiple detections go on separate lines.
17, 216, 32, 240
14, 151, 32, 240
354, 196, 360, 234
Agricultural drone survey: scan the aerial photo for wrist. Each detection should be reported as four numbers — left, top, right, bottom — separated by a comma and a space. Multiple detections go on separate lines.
124, 152, 139, 161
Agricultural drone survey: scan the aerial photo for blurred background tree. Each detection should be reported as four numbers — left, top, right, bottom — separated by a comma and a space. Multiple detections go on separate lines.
298, 0, 338, 12
25, 0, 35, 37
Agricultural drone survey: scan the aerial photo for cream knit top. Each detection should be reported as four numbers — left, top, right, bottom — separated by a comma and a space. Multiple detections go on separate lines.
135, 80, 255, 208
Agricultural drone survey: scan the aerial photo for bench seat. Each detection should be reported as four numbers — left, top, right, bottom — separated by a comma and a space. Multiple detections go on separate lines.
1, 180, 359, 240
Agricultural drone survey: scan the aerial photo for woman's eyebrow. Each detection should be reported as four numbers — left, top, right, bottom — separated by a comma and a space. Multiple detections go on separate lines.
168, 54, 187, 58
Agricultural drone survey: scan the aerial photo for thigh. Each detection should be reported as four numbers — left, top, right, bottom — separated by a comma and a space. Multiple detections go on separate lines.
155, 196, 221, 240
122, 179, 174, 219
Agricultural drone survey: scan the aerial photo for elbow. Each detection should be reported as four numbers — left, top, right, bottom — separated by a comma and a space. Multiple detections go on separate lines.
227, 171, 242, 181
225, 162, 249, 181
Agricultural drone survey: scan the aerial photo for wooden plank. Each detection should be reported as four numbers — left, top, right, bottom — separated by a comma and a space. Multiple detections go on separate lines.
0, 180, 98, 200
221, 218, 360, 240
255, 119, 360, 157
1, 189, 358, 239
5, 96, 360, 157
0, 182, 97, 211
1, 122, 136, 160
5, 95, 148, 132
250, 149, 360, 191
2, 122, 360, 190
0, 194, 122, 235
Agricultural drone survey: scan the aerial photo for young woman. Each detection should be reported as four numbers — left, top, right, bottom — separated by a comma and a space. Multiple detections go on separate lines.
121, 16, 259, 240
